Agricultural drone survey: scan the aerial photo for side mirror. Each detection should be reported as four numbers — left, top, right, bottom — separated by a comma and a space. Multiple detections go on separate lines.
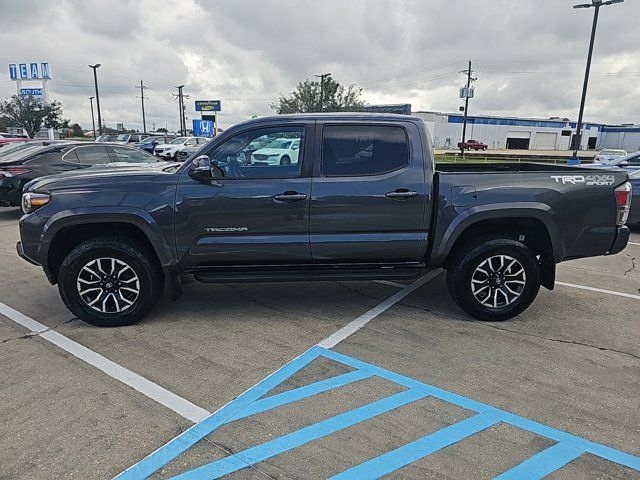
619, 160, 629, 167
189, 155, 224, 183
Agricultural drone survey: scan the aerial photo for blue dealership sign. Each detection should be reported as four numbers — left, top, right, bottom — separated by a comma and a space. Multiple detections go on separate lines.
20, 88, 43, 97
195, 100, 221, 112
193, 119, 214, 137
8, 62, 51, 80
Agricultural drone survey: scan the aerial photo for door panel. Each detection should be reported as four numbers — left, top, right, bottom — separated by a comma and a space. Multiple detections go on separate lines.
310, 123, 429, 263
175, 176, 311, 266
174, 123, 313, 267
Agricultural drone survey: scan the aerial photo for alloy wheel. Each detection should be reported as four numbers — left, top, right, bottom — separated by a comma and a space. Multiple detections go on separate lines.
76, 257, 140, 314
470, 254, 526, 308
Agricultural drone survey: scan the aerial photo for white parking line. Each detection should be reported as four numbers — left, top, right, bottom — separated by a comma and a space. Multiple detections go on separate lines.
628, 241, 640, 246
318, 270, 443, 349
0, 301, 211, 423
556, 281, 640, 301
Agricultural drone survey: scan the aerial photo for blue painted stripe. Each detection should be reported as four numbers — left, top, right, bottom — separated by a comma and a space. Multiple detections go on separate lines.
329, 413, 498, 480
318, 348, 640, 472
494, 442, 584, 480
169, 388, 430, 480
220, 369, 372, 425
115, 347, 323, 480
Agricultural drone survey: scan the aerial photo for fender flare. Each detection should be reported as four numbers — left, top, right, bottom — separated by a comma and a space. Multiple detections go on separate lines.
39, 207, 176, 267
429, 202, 564, 266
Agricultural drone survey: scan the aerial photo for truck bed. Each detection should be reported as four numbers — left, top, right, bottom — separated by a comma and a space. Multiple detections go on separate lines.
435, 162, 605, 174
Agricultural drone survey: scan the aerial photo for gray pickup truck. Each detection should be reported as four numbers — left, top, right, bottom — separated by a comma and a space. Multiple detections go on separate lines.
17, 114, 631, 327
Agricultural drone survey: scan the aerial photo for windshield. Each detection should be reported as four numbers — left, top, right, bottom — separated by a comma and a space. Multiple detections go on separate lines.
266, 139, 292, 149
170, 137, 188, 144
140, 136, 159, 144
116, 134, 129, 141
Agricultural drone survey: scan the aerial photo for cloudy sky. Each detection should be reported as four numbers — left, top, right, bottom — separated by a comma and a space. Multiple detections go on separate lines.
1, 0, 638, 132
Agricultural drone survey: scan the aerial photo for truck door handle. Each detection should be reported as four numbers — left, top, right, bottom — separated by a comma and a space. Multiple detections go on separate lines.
273, 192, 307, 202
385, 189, 418, 199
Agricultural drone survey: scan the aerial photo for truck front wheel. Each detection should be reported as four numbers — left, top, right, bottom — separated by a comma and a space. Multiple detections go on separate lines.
58, 237, 164, 327
446, 238, 540, 321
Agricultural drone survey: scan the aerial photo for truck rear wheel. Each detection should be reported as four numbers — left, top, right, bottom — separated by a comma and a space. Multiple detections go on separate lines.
446, 237, 540, 321
58, 237, 164, 327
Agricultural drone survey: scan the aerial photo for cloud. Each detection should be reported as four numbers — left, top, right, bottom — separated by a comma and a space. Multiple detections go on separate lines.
1, 0, 638, 131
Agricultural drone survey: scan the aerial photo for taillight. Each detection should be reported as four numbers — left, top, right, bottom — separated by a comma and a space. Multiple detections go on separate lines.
614, 181, 632, 226
0, 166, 31, 178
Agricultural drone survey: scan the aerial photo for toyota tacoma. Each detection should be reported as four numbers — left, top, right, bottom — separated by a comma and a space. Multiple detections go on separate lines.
17, 114, 631, 327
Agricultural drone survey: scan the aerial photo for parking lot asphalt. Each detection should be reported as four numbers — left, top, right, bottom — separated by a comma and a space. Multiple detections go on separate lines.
0, 205, 638, 479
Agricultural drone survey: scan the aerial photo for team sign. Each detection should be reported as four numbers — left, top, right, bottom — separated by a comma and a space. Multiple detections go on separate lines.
9, 62, 51, 80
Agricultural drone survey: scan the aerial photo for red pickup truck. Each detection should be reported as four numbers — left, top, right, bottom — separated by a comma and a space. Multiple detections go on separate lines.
458, 139, 488, 151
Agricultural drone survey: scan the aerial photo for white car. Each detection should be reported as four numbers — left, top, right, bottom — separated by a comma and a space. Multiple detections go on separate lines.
593, 148, 628, 164
250, 138, 300, 165
154, 136, 208, 159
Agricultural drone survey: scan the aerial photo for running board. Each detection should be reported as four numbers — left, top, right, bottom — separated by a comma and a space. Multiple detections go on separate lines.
192, 263, 426, 284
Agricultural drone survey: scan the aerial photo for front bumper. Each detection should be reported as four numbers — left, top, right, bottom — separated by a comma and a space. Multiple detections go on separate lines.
16, 240, 38, 265
608, 226, 630, 255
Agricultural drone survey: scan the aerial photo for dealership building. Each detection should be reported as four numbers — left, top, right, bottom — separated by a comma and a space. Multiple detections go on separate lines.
364, 105, 639, 152
413, 111, 604, 151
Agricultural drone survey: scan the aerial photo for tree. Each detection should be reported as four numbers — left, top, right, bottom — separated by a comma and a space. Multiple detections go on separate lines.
0, 95, 66, 138
156, 127, 168, 133
70, 123, 84, 138
271, 75, 364, 114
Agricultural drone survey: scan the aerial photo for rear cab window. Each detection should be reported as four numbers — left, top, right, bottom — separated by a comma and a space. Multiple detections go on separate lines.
321, 125, 409, 176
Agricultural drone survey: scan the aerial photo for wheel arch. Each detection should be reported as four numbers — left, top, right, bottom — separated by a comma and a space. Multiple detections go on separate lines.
430, 204, 562, 290
42, 209, 175, 284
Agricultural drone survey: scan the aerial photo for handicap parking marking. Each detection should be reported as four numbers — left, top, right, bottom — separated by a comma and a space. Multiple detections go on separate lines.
117, 346, 640, 480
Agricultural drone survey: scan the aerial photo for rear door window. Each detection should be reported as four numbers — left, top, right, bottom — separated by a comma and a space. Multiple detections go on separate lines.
321, 125, 409, 177
70, 145, 110, 165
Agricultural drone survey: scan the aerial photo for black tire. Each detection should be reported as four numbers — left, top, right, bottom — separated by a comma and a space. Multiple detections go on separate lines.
446, 237, 540, 321
280, 155, 291, 166
58, 237, 164, 327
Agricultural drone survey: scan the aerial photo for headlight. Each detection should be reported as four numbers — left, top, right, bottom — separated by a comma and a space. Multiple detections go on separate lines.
21, 192, 51, 214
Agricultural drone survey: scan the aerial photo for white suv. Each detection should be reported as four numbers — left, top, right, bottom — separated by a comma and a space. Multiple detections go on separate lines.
154, 137, 208, 159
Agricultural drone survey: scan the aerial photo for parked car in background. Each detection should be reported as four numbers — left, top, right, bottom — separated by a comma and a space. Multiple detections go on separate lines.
251, 137, 301, 165
628, 169, 640, 226
137, 135, 176, 154
0, 137, 29, 149
457, 139, 488, 151
594, 148, 628, 163
590, 151, 640, 173
95, 134, 118, 142
0, 142, 160, 207
115, 133, 150, 144
154, 136, 209, 159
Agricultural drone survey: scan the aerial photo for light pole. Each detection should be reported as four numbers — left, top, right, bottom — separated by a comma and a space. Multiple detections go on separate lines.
89, 96, 96, 139
88, 64, 103, 135
315, 73, 331, 112
570, 0, 624, 165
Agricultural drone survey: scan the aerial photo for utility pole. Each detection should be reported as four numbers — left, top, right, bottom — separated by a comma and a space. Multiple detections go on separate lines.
89, 96, 96, 139
135, 80, 149, 133
174, 85, 185, 135
315, 73, 331, 112
89, 64, 103, 135
459, 61, 476, 159
570, 0, 624, 165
